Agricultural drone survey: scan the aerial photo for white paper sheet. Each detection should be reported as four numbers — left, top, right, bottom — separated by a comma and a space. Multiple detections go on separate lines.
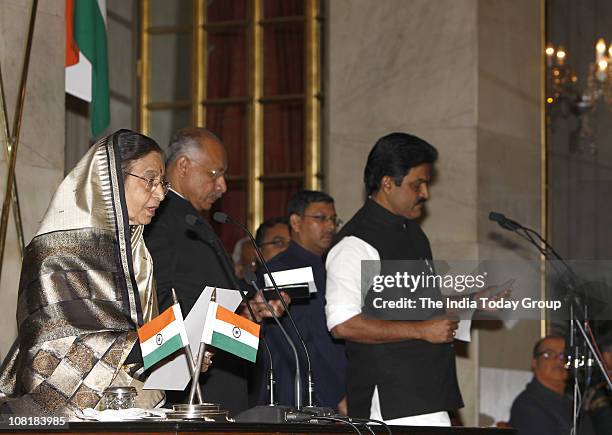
455, 318, 472, 342
263, 266, 317, 293
143, 286, 242, 390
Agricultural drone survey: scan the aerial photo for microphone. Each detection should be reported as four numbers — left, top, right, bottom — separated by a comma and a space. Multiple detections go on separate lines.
243, 270, 302, 409
488, 211, 522, 231
185, 214, 200, 227
212, 212, 231, 224
213, 211, 314, 410
184, 213, 277, 405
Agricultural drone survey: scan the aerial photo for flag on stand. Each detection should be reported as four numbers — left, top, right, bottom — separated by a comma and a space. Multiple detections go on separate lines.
202, 302, 260, 363
138, 304, 189, 370
65, 0, 110, 137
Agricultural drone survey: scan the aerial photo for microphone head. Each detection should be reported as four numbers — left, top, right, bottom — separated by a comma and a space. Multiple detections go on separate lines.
244, 270, 258, 285
489, 211, 505, 223
185, 214, 201, 227
213, 212, 230, 224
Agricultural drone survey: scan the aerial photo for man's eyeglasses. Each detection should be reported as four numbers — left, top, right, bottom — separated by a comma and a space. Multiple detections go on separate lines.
260, 237, 290, 249
206, 167, 226, 181
302, 214, 343, 227
535, 350, 567, 361
189, 159, 227, 182
125, 172, 170, 195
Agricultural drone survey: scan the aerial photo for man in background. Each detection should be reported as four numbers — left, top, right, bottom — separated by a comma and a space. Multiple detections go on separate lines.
233, 237, 257, 280
510, 335, 593, 435
262, 191, 347, 412
256, 217, 290, 262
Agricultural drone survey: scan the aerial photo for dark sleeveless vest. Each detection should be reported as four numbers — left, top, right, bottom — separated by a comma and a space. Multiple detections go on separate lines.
333, 199, 463, 420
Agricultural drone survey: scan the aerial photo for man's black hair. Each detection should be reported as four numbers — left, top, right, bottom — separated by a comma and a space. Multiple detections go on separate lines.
255, 216, 289, 246
287, 190, 334, 217
364, 132, 438, 196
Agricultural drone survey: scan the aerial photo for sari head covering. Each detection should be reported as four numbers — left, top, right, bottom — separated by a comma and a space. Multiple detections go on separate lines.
0, 130, 160, 416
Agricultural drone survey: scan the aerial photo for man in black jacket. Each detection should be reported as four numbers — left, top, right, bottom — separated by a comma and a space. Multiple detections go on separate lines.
144, 127, 283, 414
510, 335, 594, 435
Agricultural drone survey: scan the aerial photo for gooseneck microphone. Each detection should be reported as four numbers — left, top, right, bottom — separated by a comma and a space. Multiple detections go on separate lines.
488, 211, 522, 231
213, 211, 314, 410
488, 211, 565, 261
184, 214, 276, 406
243, 270, 302, 409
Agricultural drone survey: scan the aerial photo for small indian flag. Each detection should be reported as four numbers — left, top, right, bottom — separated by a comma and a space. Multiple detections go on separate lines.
202, 302, 260, 363
138, 304, 189, 370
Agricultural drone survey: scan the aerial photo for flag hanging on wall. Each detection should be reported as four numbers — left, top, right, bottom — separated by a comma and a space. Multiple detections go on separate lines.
65, 0, 110, 137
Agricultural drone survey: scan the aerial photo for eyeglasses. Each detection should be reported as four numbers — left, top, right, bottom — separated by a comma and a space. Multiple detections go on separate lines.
125, 172, 170, 195
189, 159, 227, 182
302, 214, 343, 227
535, 350, 568, 361
259, 237, 290, 249
206, 167, 226, 181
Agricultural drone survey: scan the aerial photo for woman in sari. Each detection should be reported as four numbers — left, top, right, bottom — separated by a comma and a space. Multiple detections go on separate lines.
0, 129, 168, 416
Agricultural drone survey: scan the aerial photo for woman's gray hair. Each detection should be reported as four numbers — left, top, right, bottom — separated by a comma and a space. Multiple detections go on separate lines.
166, 127, 222, 165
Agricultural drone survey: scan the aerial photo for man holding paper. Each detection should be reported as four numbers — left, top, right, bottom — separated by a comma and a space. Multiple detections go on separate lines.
261, 190, 347, 413
325, 133, 462, 426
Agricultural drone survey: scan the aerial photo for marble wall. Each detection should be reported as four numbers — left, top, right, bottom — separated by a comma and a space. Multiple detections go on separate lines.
0, 0, 65, 357
326, 0, 542, 426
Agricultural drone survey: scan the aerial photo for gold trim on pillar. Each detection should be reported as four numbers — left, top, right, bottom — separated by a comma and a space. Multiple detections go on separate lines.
0, 0, 38, 278
138, 0, 150, 134
540, 0, 548, 337
0, 63, 24, 257
193, 0, 205, 126
248, 0, 264, 233
304, 0, 321, 190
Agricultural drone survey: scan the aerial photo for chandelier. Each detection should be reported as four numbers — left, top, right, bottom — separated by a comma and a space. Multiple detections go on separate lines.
546, 39, 612, 154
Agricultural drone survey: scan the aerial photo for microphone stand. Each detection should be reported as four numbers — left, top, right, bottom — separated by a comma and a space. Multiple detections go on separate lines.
205, 236, 280, 407
185, 214, 296, 422
490, 213, 612, 433
213, 212, 314, 409
233, 271, 306, 422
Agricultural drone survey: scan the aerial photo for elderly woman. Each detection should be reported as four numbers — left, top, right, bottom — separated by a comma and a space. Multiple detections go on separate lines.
0, 130, 168, 416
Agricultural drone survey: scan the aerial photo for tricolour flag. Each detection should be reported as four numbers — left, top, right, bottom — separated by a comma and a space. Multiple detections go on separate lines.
65, 0, 110, 137
138, 304, 189, 370
202, 302, 260, 363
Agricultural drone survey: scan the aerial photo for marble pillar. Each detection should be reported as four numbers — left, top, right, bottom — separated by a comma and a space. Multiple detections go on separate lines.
0, 0, 65, 358
326, 0, 542, 426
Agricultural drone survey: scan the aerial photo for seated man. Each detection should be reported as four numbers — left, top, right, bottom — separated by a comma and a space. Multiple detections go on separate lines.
510, 335, 593, 435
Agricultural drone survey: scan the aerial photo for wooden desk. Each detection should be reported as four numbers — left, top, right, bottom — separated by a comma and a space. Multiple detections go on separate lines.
0, 420, 515, 435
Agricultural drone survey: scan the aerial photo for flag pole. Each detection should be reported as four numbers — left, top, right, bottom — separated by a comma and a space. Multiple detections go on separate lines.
187, 288, 215, 404
166, 288, 230, 421
171, 288, 203, 404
